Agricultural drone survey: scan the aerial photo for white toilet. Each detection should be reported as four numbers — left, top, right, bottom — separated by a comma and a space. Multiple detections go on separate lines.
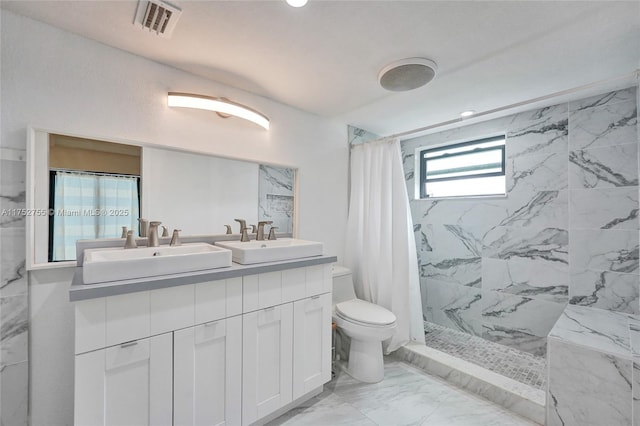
332, 265, 397, 383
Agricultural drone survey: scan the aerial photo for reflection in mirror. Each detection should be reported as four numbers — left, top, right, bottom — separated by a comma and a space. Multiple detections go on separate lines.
142, 147, 260, 235
258, 165, 295, 234
26, 128, 297, 269
48, 135, 141, 261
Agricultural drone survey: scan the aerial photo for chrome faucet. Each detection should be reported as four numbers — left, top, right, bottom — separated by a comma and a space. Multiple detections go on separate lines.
170, 229, 182, 246
256, 221, 273, 241
148, 221, 162, 247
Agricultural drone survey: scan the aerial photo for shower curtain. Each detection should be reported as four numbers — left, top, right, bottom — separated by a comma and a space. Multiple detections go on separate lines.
345, 137, 425, 353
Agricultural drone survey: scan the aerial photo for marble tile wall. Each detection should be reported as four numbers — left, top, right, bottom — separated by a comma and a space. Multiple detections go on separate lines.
401, 86, 639, 357
547, 305, 635, 425
0, 147, 29, 426
258, 165, 295, 234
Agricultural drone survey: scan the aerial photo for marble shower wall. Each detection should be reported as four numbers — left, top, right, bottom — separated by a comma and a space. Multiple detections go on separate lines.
401, 86, 639, 357
258, 165, 295, 234
0, 147, 29, 425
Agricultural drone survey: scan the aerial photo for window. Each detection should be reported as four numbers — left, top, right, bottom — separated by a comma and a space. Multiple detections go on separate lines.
418, 135, 506, 199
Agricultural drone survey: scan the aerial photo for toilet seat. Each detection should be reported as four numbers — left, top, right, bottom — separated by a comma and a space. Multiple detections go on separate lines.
335, 299, 396, 327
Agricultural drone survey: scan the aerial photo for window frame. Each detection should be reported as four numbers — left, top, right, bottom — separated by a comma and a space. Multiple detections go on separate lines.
418, 135, 506, 199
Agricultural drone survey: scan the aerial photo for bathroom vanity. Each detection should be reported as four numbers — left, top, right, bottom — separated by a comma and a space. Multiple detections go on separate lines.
69, 246, 336, 426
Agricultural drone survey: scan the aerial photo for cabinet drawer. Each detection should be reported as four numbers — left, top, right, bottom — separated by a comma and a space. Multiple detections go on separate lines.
195, 277, 243, 324
150, 284, 194, 335
305, 264, 332, 297
243, 271, 282, 312
105, 291, 150, 348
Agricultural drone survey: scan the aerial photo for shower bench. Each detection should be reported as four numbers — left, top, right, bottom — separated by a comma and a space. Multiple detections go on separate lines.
547, 304, 640, 426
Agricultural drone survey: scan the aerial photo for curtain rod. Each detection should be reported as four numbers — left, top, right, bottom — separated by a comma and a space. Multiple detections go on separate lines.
386, 70, 639, 141
51, 168, 140, 179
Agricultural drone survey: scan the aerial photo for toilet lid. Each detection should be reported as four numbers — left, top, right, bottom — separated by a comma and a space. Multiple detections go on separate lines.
335, 299, 396, 326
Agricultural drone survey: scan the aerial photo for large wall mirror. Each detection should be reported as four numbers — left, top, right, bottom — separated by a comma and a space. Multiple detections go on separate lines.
26, 128, 296, 269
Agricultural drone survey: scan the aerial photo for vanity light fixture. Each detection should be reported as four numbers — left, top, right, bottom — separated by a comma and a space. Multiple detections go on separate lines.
167, 92, 270, 130
286, 0, 308, 7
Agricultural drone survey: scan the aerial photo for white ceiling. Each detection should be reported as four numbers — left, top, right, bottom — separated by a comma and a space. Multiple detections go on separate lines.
2, 0, 639, 136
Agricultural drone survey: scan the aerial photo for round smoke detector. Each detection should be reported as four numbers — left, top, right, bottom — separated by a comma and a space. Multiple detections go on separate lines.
378, 58, 438, 92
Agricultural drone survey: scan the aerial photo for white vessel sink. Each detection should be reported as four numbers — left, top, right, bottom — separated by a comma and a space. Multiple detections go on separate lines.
215, 238, 323, 265
83, 243, 232, 284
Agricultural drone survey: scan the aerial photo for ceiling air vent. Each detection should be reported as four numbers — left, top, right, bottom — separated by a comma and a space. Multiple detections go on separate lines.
134, 0, 182, 38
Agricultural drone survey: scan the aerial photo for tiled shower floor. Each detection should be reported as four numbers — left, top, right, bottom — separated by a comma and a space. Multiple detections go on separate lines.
424, 322, 547, 390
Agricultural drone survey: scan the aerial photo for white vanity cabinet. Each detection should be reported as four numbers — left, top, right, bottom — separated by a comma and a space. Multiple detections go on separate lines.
293, 293, 332, 399
75, 333, 173, 426
174, 316, 243, 426
72, 261, 334, 426
242, 303, 294, 425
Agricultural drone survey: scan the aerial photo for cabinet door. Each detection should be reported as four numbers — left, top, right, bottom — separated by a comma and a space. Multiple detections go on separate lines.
74, 333, 172, 426
174, 316, 242, 426
293, 294, 332, 399
242, 303, 293, 425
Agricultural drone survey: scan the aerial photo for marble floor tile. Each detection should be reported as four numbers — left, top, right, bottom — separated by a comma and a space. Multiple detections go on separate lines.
269, 360, 537, 426
268, 391, 376, 426
421, 390, 537, 426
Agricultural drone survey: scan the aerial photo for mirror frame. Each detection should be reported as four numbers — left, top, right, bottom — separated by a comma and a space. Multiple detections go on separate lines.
26, 126, 298, 270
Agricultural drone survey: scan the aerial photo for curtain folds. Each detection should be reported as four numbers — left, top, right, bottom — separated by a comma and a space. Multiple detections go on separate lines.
345, 137, 425, 353
52, 171, 139, 261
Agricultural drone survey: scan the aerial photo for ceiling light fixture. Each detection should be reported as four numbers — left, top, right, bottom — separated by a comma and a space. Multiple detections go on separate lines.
168, 92, 270, 130
460, 110, 475, 118
378, 58, 437, 92
286, 0, 308, 7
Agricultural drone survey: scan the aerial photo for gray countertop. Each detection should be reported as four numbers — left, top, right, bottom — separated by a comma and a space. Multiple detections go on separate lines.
69, 255, 337, 302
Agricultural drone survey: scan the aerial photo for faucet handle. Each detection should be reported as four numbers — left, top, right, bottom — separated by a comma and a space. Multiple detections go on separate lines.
161, 226, 169, 237
250, 224, 257, 233
124, 230, 137, 249
170, 229, 182, 246
268, 226, 278, 240
224, 225, 233, 234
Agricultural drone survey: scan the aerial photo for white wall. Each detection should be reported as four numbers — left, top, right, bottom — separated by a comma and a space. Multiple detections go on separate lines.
1, 10, 348, 425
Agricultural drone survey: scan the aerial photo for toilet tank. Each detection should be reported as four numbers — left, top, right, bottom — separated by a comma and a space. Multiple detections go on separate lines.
332, 265, 357, 304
